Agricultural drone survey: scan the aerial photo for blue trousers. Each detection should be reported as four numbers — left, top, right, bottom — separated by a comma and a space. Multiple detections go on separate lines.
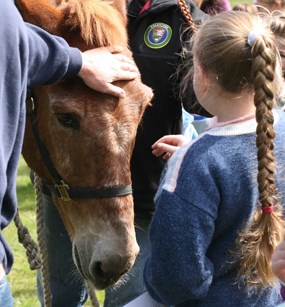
37, 193, 88, 307
0, 275, 13, 307
38, 192, 151, 307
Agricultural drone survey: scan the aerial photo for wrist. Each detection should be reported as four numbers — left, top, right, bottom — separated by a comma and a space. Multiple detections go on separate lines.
66, 48, 83, 78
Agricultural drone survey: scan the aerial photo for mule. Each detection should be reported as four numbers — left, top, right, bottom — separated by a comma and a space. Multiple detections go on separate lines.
16, 0, 153, 289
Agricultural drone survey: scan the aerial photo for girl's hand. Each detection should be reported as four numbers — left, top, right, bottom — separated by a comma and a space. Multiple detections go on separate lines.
272, 240, 285, 283
152, 135, 188, 160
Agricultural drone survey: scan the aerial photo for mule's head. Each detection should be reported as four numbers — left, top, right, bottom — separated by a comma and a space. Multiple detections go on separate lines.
17, 0, 153, 289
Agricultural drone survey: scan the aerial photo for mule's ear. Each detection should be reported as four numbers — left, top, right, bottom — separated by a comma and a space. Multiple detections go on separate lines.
15, 0, 65, 35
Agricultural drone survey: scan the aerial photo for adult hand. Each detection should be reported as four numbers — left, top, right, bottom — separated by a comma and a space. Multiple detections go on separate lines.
272, 240, 285, 283
152, 135, 189, 160
78, 45, 139, 98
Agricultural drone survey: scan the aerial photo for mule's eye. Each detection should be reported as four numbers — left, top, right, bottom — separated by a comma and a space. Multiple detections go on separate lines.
56, 114, 80, 130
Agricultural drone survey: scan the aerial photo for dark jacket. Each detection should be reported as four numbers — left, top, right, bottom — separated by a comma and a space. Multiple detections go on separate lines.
128, 0, 207, 217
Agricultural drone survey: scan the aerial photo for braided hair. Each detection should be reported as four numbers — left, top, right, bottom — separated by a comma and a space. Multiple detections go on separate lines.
183, 10, 285, 286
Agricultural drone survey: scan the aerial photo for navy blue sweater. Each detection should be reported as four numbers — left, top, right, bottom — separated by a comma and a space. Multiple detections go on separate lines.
144, 110, 285, 306
0, 0, 82, 274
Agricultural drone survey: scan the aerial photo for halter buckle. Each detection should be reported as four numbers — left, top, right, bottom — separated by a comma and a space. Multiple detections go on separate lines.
55, 180, 71, 201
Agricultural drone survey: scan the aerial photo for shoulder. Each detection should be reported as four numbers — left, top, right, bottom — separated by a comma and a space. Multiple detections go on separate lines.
159, 130, 255, 193
158, 134, 218, 192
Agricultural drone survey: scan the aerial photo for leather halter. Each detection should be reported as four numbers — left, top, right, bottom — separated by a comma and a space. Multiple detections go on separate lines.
26, 90, 133, 202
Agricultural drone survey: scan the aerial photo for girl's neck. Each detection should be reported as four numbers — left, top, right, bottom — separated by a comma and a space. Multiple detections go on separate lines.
212, 90, 256, 122
206, 113, 256, 131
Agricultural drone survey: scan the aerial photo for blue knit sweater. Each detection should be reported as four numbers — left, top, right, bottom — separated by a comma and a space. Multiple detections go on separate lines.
0, 0, 82, 274
144, 110, 285, 306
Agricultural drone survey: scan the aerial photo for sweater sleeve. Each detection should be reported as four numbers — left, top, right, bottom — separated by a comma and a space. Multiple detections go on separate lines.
4, 0, 82, 88
25, 23, 82, 86
144, 190, 215, 305
144, 143, 219, 305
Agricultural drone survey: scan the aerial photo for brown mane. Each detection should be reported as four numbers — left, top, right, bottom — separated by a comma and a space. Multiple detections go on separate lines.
63, 0, 128, 47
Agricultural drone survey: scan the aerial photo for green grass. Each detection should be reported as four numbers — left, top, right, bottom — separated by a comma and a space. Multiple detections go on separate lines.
231, 0, 247, 6
4, 157, 105, 306
4, 157, 38, 307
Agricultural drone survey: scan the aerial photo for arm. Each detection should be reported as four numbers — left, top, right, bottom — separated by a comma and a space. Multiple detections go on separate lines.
144, 151, 218, 305
25, 23, 82, 86
3, 0, 137, 98
26, 23, 138, 98
144, 189, 215, 305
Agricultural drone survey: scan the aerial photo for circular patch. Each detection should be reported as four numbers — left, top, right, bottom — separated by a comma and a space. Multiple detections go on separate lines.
144, 23, 172, 49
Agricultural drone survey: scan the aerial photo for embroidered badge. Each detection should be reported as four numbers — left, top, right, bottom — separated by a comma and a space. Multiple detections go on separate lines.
144, 23, 172, 49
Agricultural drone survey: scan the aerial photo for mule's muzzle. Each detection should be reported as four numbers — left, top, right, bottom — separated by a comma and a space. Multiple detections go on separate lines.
73, 243, 139, 289
89, 254, 134, 289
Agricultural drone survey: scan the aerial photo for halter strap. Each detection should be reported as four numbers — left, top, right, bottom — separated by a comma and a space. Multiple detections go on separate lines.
45, 182, 133, 201
26, 89, 133, 201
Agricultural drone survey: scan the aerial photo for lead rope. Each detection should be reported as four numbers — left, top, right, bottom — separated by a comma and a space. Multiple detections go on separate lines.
13, 211, 41, 270
13, 173, 52, 306
87, 281, 100, 307
34, 173, 52, 307
177, 0, 197, 32
35, 172, 99, 307
14, 173, 99, 307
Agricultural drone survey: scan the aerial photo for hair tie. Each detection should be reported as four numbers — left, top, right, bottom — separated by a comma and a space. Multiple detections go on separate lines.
262, 205, 274, 214
247, 27, 265, 46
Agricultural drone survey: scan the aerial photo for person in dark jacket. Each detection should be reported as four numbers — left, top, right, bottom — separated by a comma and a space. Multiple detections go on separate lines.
36, 0, 208, 306
0, 0, 139, 305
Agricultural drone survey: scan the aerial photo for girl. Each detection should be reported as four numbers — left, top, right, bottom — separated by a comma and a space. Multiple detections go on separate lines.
144, 10, 285, 306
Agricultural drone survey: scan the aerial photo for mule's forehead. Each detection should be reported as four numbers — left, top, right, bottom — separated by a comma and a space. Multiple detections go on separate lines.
47, 85, 117, 116
46, 80, 149, 121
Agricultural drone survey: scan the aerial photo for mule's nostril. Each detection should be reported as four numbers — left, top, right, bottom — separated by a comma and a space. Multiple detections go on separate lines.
90, 255, 132, 285
93, 261, 104, 279
91, 260, 116, 281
